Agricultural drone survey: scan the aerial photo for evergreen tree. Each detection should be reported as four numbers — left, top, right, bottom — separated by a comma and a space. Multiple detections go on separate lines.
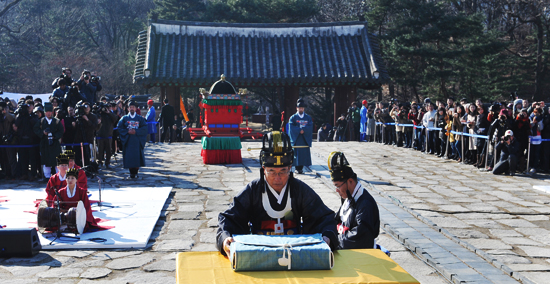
205, 0, 319, 23
150, 0, 206, 21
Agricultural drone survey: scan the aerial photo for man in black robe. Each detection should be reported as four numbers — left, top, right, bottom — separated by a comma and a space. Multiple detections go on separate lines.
216, 131, 337, 257
158, 98, 175, 144
329, 151, 380, 249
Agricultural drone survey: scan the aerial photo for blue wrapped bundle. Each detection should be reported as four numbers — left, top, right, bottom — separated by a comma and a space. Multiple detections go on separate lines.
230, 234, 334, 271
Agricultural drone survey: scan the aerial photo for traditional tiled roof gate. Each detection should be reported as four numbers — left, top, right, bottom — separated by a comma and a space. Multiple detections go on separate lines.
133, 20, 388, 124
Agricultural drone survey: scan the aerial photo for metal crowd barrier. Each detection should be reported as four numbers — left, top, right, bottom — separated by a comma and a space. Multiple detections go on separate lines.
373, 122, 490, 167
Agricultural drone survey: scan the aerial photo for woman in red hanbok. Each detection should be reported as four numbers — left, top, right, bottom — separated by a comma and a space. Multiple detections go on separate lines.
56, 168, 98, 232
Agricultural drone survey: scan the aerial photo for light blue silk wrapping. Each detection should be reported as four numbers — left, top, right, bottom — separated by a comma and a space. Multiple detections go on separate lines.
230, 234, 333, 271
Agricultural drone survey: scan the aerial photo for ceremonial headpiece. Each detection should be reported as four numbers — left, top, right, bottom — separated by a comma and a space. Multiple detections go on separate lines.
362, 100, 367, 105
57, 154, 69, 165
129, 100, 137, 107
147, 99, 154, 106
328, 151, 356, 182
260, 131, 294, 168
64, 150, 75, 160
66, 168, 79, 178
296, 98, 307, 108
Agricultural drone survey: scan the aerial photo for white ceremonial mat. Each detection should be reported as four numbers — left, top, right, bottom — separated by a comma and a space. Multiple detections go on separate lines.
0, 187, 172, 249
533, 185, 550, 194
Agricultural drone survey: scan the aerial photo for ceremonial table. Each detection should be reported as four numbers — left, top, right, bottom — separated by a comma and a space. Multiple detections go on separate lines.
176, 249, 419, 284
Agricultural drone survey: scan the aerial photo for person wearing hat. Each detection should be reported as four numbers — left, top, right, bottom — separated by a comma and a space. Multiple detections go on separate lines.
44, 154, 71, 204
157, 98, 175, 143
493, 130, 520, 176
216, 131, 338, 257
33, 102, 64, 181
145, 99, 157, 143
55, 167, 99, 232
288, 98, 312, 174
117, 100, 147, 178
0, 101, 16, 180
64, 150, 88, 189
329, 152, 380, 249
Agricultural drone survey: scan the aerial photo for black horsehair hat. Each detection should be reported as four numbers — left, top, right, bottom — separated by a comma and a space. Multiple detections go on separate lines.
328, 151, 356, 182
66, 168, 79, 178
296, 98, 307, 108
57, 154, 70, 166
260, 131, 294, 167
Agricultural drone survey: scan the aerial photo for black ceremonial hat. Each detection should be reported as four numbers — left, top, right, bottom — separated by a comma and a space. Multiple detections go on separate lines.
129, 100, 138, 107
296, 98, 306, 108
260, 131, 294, 167
57, 154, 70, 165
44, 102, 53, 112
328, 151, 356, 182
64, 150, 75, 160
66, 168, 79, 178
209, 74, 237, 95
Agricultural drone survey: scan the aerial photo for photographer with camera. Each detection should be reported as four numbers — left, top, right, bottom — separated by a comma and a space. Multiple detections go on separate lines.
90, 71, 103, 102
51, 68, 74, 89
13, 102, 39, 180
0, 102, 17, 180
52, 79, 68, 103
493, 130, 520, 176
64, 84, 87, 108
33, 102, 64, 181
96, 102, 117, 169
77, 70, 97, 103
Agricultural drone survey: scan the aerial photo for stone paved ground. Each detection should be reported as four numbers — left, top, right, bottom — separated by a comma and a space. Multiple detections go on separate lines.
3, 140, 547, 283
312, 141, 550, 284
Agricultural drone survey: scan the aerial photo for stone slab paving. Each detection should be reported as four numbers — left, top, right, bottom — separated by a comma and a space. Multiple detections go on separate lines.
312, 141, 550, 284
0, 140, 536, 283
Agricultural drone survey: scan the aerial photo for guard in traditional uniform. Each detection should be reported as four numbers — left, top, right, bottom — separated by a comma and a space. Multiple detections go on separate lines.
329, 151, 380, 249
33, 102, 64, 180
117, 101, 148, 178
288, 98, 312, 174
216, 131, 337, 257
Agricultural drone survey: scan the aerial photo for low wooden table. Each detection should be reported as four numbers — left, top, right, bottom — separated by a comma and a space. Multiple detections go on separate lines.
176, 249, 419, 284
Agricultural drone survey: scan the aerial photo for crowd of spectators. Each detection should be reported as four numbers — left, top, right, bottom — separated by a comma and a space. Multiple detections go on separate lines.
318, 97, 550, 176
0, 68, 188, 181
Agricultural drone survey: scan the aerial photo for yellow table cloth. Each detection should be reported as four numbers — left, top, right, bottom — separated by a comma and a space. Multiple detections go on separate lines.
176, 249, 419, 284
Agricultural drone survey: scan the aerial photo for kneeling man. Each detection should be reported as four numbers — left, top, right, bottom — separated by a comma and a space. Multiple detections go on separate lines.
329, 152, 380, 249
217, 131, 337, 257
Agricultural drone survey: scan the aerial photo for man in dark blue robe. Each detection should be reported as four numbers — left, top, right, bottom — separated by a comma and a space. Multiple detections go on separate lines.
216, 131, 337, 257
117, 101, 147, 178
288, 99, 312, 174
